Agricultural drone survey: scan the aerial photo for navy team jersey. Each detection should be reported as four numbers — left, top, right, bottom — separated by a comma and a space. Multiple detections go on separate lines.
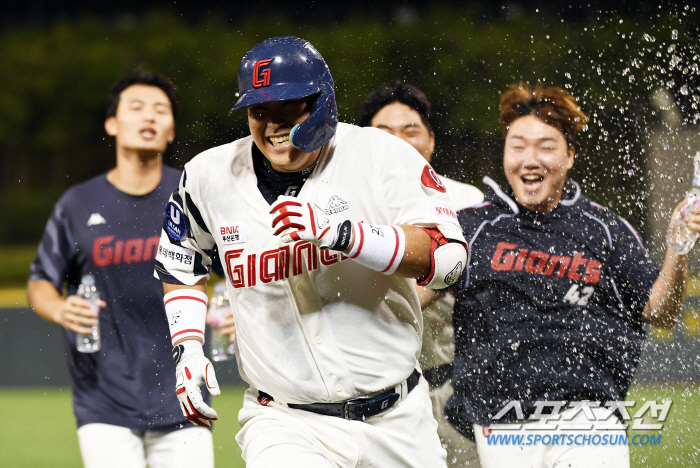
30, 166, 201, 432
446, 177, 659, 430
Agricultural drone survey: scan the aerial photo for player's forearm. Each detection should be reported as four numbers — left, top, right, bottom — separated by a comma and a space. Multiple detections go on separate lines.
393, 225, 432, 277
643, 248, 688, 329
26, 279, 64, 324
162, 279, 208, 345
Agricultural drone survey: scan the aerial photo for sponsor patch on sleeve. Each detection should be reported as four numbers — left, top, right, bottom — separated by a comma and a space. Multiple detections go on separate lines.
421, 165, 446, 193
164, 202, 187, 241
431, 200, 459, 225
217, 223, 247, 245
155, 243, 196, 272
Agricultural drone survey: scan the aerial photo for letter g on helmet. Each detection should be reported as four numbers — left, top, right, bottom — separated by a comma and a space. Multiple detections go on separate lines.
233, 36, 338, 154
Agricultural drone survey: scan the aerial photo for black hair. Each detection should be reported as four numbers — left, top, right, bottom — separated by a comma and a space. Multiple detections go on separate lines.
106, 69, 179, 120
358, 81, 433, 132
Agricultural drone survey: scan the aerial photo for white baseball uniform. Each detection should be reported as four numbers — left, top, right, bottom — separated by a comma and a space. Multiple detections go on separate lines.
155, 123, 466, 467
420, 176, 483, 468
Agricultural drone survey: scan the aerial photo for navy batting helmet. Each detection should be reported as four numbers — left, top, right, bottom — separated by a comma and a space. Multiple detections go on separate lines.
233, 36, 338, 153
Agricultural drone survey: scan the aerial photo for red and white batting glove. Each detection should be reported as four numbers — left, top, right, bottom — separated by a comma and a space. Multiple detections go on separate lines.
270, 196, 352, 251
173, 340, 221, 427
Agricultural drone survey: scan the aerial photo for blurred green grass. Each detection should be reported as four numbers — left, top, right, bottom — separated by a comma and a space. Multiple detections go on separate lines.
0, 244, 36, 288
0, 386, 247, 467
0, 383, 698, 467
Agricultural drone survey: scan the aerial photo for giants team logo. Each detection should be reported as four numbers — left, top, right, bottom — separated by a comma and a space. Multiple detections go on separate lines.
224, 242, 349, 289
252, 58, 274, 88
421, 165, 446, 193
490, 242, 602, 284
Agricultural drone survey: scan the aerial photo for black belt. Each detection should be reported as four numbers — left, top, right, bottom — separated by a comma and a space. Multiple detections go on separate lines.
259, 369, 421, 421
423, 363, 453, 388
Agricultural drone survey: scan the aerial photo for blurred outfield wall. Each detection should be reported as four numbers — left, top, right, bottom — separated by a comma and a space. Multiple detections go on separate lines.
1, 6, 700, 246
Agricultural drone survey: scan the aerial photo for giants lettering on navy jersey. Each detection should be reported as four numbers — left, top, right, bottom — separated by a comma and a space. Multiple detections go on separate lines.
93, 236, 161, 266
490, 241, 602, 284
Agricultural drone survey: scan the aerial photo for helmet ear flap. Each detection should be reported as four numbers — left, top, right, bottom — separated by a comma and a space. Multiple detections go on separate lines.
291, 85, 337, 153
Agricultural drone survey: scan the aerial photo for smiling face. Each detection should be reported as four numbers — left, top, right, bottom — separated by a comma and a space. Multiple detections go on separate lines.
247, 96, 321, 173
370, 101, 435, 162
503, 115, 575, 214
104, 84, 175, 157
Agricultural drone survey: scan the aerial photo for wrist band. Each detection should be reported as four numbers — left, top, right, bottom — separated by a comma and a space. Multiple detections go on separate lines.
164, 289, 208, 346
330, 220, 353, 252
347, 222, 405, 275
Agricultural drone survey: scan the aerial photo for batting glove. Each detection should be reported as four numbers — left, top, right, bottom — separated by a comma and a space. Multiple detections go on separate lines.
173, 340, 221, 427
270, 196, 352, 251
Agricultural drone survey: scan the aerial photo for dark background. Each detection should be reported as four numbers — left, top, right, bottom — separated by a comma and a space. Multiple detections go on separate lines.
1, 1, 699, 246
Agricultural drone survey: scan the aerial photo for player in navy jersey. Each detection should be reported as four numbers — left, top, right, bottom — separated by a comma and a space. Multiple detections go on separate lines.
447, 83, 699, 467
27, 70, 214, 468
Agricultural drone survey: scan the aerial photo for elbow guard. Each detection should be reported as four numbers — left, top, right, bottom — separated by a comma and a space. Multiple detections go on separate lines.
417, 228, 468, 289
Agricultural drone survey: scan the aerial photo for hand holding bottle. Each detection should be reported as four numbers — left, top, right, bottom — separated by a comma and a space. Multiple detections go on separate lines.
56, 295, 105, 334
668, 198, 700, 254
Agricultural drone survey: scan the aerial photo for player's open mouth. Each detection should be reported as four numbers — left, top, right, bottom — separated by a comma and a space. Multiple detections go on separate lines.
140, 128, 156, 140
269, 133, 291, 147
521, 174, 544, 185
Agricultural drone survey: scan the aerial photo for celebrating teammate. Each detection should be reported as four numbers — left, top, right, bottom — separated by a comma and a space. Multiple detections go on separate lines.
359, 81, 482, 467
446, 83, 695, 467
27, 70, 214, 468
154, 36, 468, 467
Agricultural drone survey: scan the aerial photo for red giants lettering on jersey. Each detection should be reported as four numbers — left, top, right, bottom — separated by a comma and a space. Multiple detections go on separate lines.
93, 236, 160, 267
224, 241, 348, 288
490, 242, 602, 284
252, 58, 274, 88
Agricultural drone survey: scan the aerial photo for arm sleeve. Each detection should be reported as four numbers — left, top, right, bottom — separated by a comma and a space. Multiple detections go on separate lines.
29, 198, 76, 292
609, 214, 660, 314
154, 168, 217, 285
375, 133, 466, 244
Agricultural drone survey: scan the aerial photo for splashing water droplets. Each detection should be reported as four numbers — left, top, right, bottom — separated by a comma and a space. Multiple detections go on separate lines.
672, 29, 679, 40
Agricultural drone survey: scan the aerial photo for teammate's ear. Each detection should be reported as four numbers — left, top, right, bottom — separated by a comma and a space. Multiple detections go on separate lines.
104, 117, 117, 137
565, 145, 575, 171
428, 131, 435, 161
167, 128, 176, 144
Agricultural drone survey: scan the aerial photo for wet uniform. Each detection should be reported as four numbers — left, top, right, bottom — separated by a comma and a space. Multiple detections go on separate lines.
155, 123, 467, 468
447, 177, 658, 467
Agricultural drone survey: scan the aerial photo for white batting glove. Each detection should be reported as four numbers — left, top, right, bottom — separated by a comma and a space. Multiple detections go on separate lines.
270, 196, 352, 250
173, 340, 221, 427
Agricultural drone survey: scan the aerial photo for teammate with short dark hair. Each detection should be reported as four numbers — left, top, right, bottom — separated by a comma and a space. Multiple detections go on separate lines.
359, 81, 482, 468
27, 70, 214, 468
447, 83, 696, 467
155, 36, 469, 467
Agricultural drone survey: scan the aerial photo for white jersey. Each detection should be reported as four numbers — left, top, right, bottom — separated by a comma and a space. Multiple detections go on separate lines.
155, 123, 466, 405
419, 177, 483, 371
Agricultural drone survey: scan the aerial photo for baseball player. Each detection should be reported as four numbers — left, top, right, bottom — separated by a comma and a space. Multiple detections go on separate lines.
447, 83, 695, 467
26, 70, 214, 467
154, 36, 468, 468
358, 81, 482, 467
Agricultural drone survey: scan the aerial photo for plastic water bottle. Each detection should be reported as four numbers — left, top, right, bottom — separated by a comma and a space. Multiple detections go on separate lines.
76, 274, 101, 353
669, 151, 700, 254
208, 282, 234, 362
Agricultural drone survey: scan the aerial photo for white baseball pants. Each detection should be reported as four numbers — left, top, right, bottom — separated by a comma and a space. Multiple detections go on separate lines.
236, 377, 447, 468
77, 423, 213, 468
